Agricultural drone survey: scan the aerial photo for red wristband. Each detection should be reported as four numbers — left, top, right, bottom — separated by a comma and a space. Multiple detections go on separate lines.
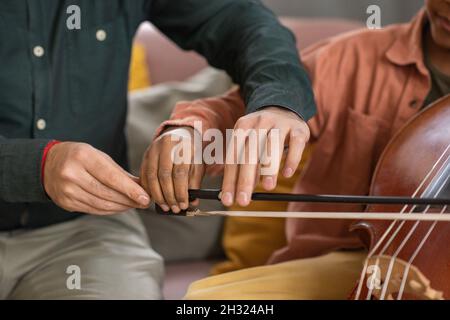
41, 140, 61, 187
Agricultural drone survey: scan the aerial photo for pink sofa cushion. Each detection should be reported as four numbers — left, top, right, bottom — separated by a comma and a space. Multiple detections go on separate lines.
164, 261, 218, 300
134, 23, 207, 85
133, 18, 363, 85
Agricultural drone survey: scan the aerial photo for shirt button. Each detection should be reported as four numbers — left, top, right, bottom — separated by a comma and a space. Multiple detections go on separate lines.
409, 99, 420, 108
36, 119, 47, 130
96, 29, 107, 42
20, 210, 29, 227
33, 46, 45, 57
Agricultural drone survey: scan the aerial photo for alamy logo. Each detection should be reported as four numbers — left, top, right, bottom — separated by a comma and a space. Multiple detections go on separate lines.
66, 5, 81, 30
66, 265, 81, 290
170, 121, 282, 176
366, 264, 382, 290
366, 5, 382, 30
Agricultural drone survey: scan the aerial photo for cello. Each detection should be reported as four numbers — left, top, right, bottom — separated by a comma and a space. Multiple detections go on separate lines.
349, 94, 450, 300
156, 95, 450, 300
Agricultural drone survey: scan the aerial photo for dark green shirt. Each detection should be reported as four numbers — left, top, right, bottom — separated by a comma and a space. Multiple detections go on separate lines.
0, 0, 315, 230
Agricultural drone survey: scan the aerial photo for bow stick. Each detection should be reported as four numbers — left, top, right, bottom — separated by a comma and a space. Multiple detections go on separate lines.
155, 189, 450, 221
188, 189, 450, 206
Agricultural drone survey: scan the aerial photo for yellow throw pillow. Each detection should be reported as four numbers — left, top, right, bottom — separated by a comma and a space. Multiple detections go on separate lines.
212, 145, 313, 275
128, 43, 151, 91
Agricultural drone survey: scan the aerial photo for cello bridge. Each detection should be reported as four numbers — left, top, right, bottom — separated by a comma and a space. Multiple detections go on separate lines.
365, 255, 443, 300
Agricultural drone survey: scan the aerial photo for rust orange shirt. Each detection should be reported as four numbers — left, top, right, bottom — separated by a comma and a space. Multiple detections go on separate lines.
156, 10, 433, 263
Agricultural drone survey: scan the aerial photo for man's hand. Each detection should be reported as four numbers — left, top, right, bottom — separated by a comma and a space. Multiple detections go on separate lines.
221, 106, 310, 207
141, 127, 205, 214
44, 142, 150, 215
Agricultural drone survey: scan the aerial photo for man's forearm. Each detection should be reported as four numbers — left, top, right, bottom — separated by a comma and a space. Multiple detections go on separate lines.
206, 1, 317, 120
148, 0, 316, 120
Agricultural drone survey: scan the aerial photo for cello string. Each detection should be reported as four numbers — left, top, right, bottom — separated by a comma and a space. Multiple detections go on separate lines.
379, 177, 448, 299
378, 154, 450, 299
370, 147, 450, 299
395, 168, 450, 299
369, 149, 450, 299
355, 143, 450, 299
397, 205, 448, 300
356, 146, 450, 299
365, 206, 420, 299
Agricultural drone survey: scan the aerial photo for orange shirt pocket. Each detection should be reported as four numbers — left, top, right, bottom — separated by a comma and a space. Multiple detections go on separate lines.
341, 108, 392, 186
298, 107, 392, 199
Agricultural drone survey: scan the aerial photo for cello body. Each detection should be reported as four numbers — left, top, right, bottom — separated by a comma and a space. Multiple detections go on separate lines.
351, 95, 450, 300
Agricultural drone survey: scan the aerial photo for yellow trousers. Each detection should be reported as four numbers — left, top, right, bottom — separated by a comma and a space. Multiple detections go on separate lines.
185, 251, 366, 300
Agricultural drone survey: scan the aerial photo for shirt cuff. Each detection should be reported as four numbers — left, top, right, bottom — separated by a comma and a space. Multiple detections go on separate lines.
153, 120, 193, 141
40, 140, 61, 189
245, 83, 317, 121
0, 139, 52, 203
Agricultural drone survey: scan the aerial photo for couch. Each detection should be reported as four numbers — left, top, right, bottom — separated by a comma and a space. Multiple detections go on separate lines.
132, 17, 363, 300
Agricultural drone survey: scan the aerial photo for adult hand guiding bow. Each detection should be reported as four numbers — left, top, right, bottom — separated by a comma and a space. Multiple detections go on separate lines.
143, 106, 310, 214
